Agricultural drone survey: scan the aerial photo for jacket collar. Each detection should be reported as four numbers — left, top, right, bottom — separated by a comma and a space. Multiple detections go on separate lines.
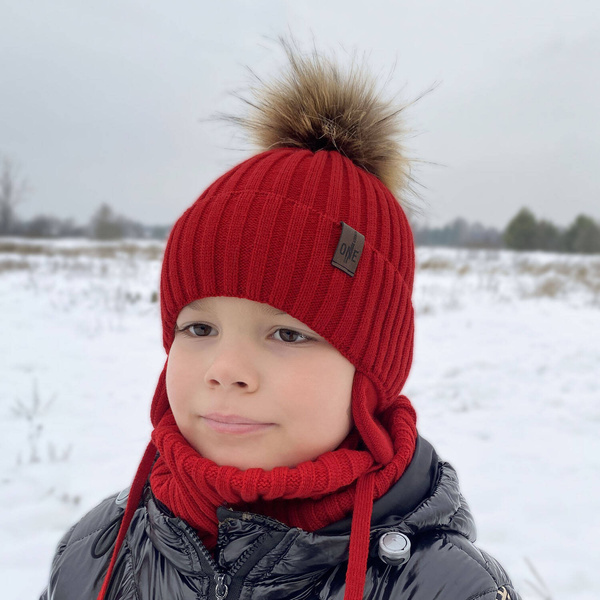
317, 435, 439, 535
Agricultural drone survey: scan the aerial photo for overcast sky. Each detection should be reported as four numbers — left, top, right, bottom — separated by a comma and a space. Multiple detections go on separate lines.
2, 0, 599, 228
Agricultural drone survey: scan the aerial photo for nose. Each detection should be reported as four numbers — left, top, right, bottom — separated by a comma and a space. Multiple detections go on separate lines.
203, 342, 259, 392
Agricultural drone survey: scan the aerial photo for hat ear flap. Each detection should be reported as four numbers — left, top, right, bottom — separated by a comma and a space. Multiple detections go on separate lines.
150, 363, 170, 428
351, 373, 394, 465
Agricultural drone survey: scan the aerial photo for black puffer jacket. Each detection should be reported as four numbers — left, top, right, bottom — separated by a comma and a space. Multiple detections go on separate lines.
40, 438, 520, 600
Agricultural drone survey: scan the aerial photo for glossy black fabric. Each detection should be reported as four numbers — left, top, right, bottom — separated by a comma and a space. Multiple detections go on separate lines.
40, 437, 521, 600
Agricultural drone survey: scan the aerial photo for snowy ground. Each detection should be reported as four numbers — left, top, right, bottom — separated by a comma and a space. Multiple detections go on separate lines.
1, 239, 599, 600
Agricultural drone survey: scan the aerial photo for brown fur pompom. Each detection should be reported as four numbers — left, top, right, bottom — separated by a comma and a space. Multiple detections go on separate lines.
229, 40, 419, 206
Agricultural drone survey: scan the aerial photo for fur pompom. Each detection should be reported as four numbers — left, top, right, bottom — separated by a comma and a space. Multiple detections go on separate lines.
230, 40, 418, 204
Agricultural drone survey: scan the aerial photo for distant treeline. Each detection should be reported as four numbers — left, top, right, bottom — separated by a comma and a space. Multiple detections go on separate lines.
503, 208, 600, 254
412, 218, 502, 249
2, 198, 600, 255
413, 208, 600, 254
0, 157, 170, 240
1, 203, 171, 241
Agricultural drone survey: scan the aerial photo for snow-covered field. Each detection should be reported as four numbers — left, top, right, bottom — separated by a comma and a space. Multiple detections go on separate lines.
1, 239, 599, 600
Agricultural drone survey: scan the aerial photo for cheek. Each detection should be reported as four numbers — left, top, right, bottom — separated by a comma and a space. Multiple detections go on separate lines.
166, 345, 199, 412
283, 355, 355, 429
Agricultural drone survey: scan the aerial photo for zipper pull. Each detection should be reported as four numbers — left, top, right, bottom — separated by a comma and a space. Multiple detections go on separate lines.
215, 573, 230, 600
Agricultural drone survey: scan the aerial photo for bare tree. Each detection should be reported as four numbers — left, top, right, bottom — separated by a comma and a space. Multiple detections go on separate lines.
0, 155, 29, 235
90, 202, 125, 240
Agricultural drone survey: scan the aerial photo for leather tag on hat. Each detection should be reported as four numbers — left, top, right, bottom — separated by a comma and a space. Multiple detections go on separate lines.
332, 222, 365, 277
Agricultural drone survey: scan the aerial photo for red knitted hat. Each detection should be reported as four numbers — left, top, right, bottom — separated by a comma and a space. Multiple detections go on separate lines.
98, 44, 418, 600
155, 144, 415, 463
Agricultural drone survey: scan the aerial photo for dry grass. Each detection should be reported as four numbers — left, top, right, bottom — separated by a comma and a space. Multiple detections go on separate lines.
0, 259, 32, 274
529, 277, 566, 299
515, 258, 600, 302
415, 249, 600, 307
0, 240, 164, 261
514, 258, 598, 278
418, 256, 455, 271
3, 242, 600, 308
0, 240, 165, 283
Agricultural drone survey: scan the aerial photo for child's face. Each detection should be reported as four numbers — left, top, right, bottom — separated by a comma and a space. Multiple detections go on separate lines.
166, 296, 355, 470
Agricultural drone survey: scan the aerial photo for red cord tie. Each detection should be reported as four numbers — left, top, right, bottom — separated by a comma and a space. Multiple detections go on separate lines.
344, 472, 376, 600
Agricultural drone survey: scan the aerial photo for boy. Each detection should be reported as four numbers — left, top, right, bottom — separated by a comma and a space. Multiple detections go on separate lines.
41, 45, 520, 600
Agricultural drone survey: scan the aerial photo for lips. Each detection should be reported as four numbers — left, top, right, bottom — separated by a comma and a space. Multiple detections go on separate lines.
201, 413, 274, 435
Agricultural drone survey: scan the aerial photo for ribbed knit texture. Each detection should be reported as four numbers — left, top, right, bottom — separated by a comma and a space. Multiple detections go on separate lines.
97, 147, 418, 600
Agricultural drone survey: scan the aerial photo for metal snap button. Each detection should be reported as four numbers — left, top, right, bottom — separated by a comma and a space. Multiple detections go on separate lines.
378, 532, 411, 566
115, 487, 130, 507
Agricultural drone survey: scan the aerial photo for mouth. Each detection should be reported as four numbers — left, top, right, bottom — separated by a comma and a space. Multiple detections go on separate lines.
201, 413, 275, 435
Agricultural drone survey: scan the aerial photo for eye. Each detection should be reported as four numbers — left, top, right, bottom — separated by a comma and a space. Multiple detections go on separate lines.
273, 328, 311, 343
180, 323, 215, 337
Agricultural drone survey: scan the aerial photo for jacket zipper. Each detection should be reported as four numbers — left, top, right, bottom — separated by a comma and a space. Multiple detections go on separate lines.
174, 519, 230, 600
215, 573, 230, 600
176, 516, 283, 600
177, 518, 270, 600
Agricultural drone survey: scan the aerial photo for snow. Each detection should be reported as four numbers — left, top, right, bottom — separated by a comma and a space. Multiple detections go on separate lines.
1, 240, 598, 600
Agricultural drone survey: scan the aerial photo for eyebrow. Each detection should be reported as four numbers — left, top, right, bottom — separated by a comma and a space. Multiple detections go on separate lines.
185, 299, 288, 317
